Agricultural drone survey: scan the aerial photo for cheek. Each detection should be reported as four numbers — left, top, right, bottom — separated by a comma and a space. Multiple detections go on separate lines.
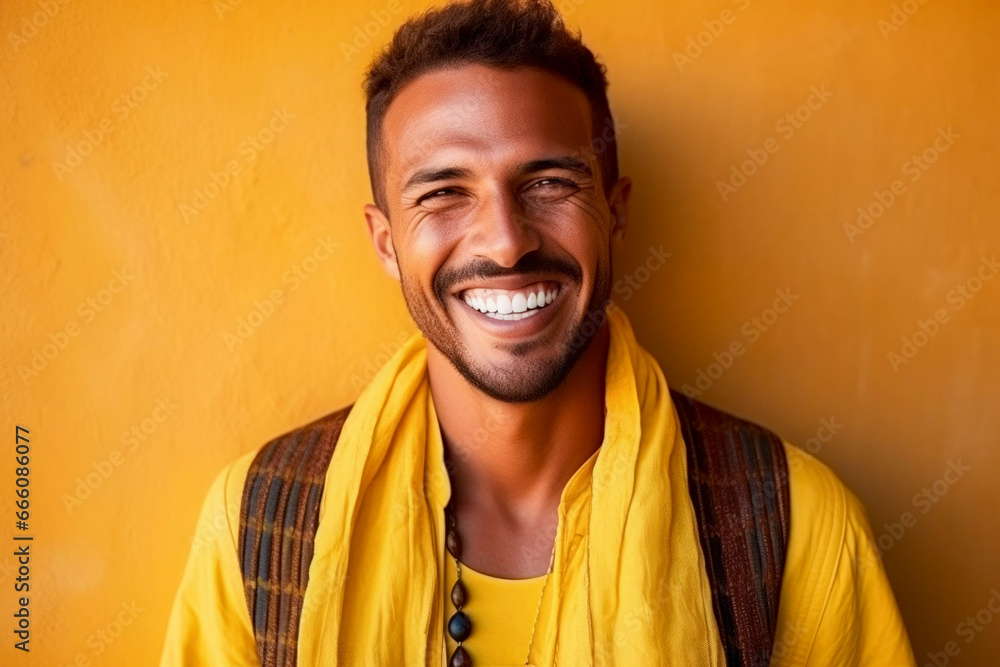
400, 218, 462, 299
550, 218, 607, 280
551, 198, 611, 250
407, 209, 466, 251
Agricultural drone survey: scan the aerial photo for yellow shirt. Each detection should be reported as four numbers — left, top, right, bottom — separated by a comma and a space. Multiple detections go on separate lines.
160, 309, 915, 666
160, 436, 915, 666
442, 557, 547, 667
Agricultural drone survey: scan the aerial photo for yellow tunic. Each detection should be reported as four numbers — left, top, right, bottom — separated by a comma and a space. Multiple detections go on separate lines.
160, 309, 916, 666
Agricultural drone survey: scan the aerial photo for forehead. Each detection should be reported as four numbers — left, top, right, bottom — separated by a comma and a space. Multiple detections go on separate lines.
380, 64, 595, 183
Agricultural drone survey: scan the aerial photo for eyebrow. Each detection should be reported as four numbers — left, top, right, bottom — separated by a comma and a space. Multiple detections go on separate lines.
401, 156, 593, 194
402, 166, 473, 193
517, 156, 593, 178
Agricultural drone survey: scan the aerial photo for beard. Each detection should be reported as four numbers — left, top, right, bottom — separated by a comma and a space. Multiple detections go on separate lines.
399, 251, 612, 403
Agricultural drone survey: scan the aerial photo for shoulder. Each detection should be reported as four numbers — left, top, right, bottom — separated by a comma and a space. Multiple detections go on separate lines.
669, 392, 913, 663
671, 388, 863, 535
234, 403, 354, 552
203, 404, 355, 551
671, 389, 790, 501
782, 441, 871, 556
191, 448, 257, 556
241, 403, 354, 491
773, 443, 915, 665
781, 441, 877, 593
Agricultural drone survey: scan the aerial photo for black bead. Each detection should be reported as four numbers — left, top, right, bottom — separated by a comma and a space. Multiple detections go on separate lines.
447, 610, 472, 641
449, 645, 472, 667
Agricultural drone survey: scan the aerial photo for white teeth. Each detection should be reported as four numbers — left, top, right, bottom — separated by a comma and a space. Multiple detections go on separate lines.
511, 293, 527, 313
460, 284, 561, 316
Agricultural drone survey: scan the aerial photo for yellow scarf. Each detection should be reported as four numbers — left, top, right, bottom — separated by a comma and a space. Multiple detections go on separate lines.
297, 307, 724, 665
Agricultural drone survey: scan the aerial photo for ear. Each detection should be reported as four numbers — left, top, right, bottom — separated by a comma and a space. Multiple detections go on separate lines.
607, 176, 632, 247
364, 203, 400, 281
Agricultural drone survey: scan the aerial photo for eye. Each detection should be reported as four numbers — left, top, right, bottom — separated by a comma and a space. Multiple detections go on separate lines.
525, 178, 578, 199
418, 188, 459, 204
532, 178, 575, 189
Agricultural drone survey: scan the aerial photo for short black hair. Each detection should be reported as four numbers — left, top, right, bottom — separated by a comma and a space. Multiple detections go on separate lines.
363, 0, 619, 212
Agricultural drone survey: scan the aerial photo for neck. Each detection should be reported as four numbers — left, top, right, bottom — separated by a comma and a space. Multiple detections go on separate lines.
427, 323, 609, 531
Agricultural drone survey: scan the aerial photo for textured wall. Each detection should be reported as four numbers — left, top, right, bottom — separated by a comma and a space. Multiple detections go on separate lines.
1, 0, 998, 664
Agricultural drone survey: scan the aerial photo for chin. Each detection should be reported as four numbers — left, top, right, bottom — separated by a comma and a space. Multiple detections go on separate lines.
449, 335, 584, 403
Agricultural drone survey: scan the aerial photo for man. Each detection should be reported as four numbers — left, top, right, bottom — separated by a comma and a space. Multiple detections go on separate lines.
161, 1, 916, 665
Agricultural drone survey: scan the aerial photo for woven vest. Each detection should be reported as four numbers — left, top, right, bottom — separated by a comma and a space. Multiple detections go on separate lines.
238, 389, 790, 667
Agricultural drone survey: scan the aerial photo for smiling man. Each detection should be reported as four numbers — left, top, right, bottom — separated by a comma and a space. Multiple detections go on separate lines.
161, 1, 916, 666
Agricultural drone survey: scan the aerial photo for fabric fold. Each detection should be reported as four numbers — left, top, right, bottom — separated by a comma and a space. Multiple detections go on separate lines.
296, 306, 723, 666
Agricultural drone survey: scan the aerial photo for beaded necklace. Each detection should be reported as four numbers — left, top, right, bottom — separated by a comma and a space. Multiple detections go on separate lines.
443, 501, 556, 667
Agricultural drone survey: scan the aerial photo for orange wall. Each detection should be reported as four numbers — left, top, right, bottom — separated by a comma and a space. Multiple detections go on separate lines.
2, 0, 998, 664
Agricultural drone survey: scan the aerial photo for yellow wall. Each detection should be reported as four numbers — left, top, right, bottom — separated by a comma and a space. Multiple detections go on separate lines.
2, 0, 997, 664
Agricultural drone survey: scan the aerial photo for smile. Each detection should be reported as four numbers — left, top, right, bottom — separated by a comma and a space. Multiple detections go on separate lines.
457, 281, 561, 321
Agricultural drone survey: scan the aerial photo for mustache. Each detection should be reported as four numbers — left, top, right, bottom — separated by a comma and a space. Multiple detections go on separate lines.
433, 251, 583, 304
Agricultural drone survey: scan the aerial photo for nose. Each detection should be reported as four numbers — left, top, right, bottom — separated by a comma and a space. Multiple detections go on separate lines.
467, 189, 541, 268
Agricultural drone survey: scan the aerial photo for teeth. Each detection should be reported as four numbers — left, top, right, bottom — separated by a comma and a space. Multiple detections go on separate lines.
459, 282, 560, 317
511, 293, 527, 313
